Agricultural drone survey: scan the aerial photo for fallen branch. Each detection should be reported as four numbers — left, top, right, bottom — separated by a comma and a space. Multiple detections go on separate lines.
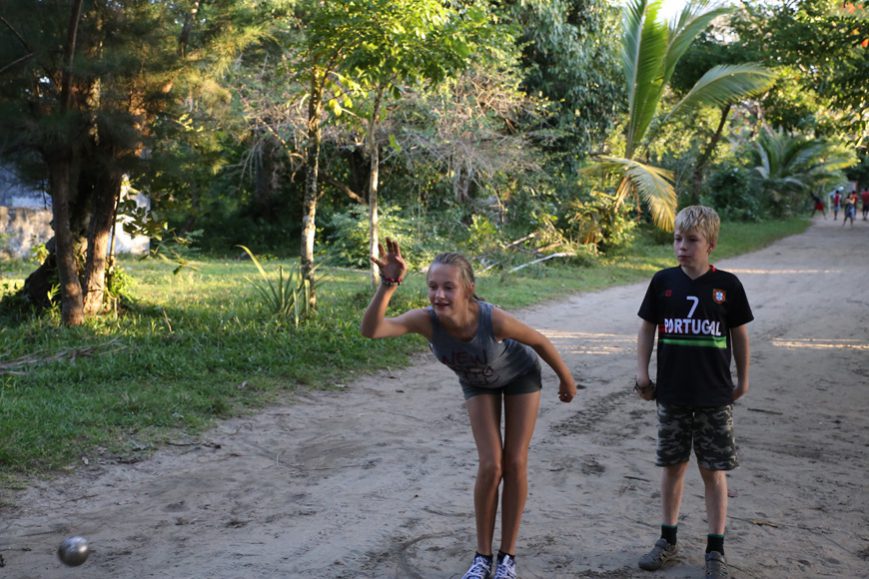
0, 339, 124, 375
509, 252, 574, 272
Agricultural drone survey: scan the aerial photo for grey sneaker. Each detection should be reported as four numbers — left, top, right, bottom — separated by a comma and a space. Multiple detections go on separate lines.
462, 553, 493, 579
638, 537, 678, 571
705, 551, 728, 578
494, 554, 517, 579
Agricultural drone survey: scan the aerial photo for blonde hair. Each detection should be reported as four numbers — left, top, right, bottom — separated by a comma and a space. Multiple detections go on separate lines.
428, 252, 480, 300
675, 205, 720, 246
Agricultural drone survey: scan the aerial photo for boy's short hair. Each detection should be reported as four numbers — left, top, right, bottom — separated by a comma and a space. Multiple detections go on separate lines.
674, 205, 720, 246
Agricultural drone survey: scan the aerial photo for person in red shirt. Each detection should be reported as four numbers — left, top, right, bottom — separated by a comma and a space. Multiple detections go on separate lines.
810, 193, 826, 218
861, 189, 869, 221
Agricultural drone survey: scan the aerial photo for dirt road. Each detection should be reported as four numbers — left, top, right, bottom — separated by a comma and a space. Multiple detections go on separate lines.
2, 217, 867, 578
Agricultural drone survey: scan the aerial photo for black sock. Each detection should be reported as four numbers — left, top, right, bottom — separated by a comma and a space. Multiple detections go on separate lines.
661, 524, 678, 545
706, 534, 725, 555
497, 550, 515, 562
476, 552, 493, 562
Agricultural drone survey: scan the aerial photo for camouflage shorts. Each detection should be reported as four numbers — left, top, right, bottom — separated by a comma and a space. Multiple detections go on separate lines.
656, 403, 738, 471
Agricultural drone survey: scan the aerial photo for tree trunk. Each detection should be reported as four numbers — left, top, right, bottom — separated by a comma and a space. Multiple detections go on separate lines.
368, 86, 384, 287
178, 0, 203, 57
253, 133, 280, 219
690, 103, 732, 204
82, 162, 121, 315
50, 0, 85, 325
48, 157, 85, 325
301, 72, 324, 311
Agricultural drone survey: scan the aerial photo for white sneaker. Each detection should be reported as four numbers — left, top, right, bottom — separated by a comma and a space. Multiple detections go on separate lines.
494, 554, 517, 579
462, 553, 493, 579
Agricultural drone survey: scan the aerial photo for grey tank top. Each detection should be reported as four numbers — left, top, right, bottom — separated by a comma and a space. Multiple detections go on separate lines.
428, 301, 539, 389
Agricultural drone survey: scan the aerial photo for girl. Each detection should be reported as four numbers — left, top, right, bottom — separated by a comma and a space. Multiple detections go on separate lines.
361, 239, 577, 579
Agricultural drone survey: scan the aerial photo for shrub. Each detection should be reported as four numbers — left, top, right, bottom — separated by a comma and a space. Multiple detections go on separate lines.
701, 163, 765, 222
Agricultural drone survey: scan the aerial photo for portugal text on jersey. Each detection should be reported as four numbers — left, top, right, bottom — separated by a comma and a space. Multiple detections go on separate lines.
660, 317, 725, 349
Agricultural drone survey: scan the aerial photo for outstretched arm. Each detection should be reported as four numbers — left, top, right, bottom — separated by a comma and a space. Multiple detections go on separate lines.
730, 323, 750, 401
360, 238, 430, 339
492, 308, 577, 403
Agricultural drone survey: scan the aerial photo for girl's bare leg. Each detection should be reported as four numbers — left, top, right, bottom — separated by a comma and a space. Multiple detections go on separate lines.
466, 394, 503, 555
499, 391, 541, 554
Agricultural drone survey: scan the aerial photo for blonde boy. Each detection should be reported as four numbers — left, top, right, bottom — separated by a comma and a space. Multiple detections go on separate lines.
635, 206, 752, 578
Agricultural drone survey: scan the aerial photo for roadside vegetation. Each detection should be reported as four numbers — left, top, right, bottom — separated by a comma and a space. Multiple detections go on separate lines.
0, 217, 808, 481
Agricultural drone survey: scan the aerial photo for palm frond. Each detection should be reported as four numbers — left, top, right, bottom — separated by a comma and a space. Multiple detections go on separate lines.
597, 155, 676, 231
665, 64, 776, 121
623, 0, 669, 157
663, 3, 733, 84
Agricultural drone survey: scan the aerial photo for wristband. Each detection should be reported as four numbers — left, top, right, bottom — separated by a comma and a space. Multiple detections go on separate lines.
381, 276, 402, 287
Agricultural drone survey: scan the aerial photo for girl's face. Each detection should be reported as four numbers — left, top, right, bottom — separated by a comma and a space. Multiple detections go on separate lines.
427, 263, 473, 314
674, 228, 714, 270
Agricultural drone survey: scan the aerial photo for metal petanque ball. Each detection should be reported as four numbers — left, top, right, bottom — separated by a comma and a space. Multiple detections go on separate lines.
57, 536, 90, 567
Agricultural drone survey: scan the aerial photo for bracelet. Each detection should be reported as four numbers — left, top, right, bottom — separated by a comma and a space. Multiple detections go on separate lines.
381, 276, 402, 287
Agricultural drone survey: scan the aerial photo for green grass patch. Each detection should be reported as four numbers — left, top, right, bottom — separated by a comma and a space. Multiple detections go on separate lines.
0, 218, 809, 481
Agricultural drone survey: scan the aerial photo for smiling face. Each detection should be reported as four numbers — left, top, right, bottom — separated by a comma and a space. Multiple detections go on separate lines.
674, 227, 714, 276
427, 263, 474, 314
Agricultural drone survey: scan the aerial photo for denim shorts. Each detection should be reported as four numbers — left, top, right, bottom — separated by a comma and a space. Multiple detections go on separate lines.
656, 403, 738, 471
461, 364, 542, 400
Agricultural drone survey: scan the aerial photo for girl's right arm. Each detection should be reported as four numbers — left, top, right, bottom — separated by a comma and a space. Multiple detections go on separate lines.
360, 285, 430, 339
360, 237, 431, 340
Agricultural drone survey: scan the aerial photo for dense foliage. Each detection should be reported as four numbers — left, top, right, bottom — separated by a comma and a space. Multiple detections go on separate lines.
0, 0, 864, 323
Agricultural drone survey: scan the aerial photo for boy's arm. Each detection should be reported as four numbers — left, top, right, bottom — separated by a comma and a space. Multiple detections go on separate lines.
731, 323, 750, 401
636, 320, 656, 400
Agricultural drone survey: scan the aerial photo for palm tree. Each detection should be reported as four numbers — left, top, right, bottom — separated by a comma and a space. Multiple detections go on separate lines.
753, 126, 856, 210
591, 0, 775, 231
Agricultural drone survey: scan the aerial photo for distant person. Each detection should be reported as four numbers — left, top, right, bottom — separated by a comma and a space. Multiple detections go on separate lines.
634, 206, 753, 579
861, 189, 869, 221
361, 239, 577, 579
831, 188, 842, 220
810, 193, 826, 218
842, 191, 858, 227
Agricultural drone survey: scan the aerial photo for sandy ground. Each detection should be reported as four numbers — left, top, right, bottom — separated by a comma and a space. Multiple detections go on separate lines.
2, 216, 868, 579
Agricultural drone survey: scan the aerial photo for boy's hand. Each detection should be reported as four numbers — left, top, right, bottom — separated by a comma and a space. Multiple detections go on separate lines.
732, 382, 749, 401
634, 378, 656, 401
558, 379, 577, 403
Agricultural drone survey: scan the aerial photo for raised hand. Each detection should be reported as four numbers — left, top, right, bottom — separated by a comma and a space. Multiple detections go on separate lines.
371, 237, 407, 283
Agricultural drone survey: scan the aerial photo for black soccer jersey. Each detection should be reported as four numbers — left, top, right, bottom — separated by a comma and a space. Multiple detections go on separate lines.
638, 266, 753, 407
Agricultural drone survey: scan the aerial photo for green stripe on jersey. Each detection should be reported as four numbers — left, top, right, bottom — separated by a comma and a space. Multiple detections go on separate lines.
661, 336, 727, 349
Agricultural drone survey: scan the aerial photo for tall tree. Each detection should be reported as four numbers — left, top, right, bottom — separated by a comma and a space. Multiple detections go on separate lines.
294, 0, 501, 298
731, 0, 869, 146
589, 0, 775, 231
507, 0, 623, 164
338, 0, 499, 285
0, 1, 275, 323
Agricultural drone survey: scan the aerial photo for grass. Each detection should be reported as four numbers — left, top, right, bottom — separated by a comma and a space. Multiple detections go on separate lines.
0, 217, 809, 481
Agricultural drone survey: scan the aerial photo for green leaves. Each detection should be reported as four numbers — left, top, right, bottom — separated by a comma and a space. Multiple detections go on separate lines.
590, 0, 776, 232
622, 0, 668, 157
237, 245, 317, 327
664, 63, 777, 122
591, 156, 677, 231
752, 127, 857, 203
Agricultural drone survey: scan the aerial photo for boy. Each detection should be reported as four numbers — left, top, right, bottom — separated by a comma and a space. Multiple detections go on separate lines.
634, 206, 752, 579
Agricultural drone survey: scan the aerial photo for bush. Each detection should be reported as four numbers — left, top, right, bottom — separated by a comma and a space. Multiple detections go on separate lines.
323, 204, 445, 270
701, 163, 765, 222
